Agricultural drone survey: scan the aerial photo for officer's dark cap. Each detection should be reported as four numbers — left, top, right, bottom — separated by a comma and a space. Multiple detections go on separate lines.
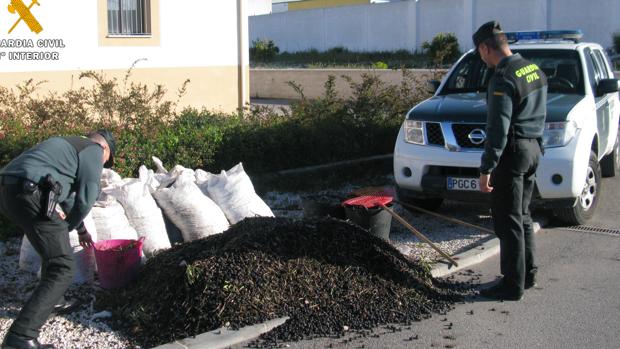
95, 129, 116, 168
473, 20, 503, 48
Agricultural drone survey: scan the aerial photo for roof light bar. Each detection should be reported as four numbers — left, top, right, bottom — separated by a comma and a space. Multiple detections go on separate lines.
505, 30, 584, 43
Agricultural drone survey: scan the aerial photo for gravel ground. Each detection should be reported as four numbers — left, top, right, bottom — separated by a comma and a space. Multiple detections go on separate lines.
0, 179, 493, 348
263, 184, 494, 264
0, 238, 139, 348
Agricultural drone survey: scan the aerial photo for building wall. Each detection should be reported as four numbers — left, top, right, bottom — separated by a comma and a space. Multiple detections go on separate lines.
248, 0, 273, 16
288, 0, 370, 11
251, 68, 620, 100
0, 0, 249, 113
272, 4, 289, 13
250, 68, 442, 99
250, 0, 620, 53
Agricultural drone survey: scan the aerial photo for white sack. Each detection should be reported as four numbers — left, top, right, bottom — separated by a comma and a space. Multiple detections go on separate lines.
19, 213, 99, 284
194, 169, 212, 197
198, 163, 274, 224
138, 166, 161, 194
150, 157, 195, 189
110, 175, 170, 257
151, 156, 176, 188
100, 168, 124, 189
91, 194, 138, 241
68, 213, 98, 284
152, 171, 229, 242
152, 156, 168, 174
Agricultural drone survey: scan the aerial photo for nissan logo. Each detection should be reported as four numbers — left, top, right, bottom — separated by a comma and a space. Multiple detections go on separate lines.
468, 129, 486, 145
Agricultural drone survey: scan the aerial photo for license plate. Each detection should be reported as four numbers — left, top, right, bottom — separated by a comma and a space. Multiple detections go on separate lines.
447, 177, 479, 191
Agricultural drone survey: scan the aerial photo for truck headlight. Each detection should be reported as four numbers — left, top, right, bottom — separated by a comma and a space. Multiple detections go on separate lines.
404, 120, 425, 145
542, 121, 578, 148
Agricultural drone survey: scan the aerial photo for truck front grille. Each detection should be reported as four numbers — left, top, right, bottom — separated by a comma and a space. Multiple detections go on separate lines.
452, 124, 486, 149
426, 122, 444, 146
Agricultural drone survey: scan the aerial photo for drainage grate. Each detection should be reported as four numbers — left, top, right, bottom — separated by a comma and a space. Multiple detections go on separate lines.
564, 225, 620, 236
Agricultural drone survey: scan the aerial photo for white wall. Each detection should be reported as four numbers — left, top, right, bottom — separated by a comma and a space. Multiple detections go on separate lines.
272, 3, 288, 13
0, 0, 242, 73
250, 0, 620, 53
248, 0, 272, 16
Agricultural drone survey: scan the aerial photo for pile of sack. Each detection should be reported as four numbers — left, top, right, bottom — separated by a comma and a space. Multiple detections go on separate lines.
19, 157, 274, 284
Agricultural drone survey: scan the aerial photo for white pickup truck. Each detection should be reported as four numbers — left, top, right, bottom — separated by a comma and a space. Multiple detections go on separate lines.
393, 30, 620, 225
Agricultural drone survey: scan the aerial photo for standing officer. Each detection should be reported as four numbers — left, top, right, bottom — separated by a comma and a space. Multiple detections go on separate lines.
0, 130, 116, 349
474, 21, 547, 301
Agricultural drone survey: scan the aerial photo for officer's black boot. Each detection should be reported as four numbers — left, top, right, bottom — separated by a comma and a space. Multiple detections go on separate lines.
1, 332, 55, 349
479, 279, 523, 301
524, 274, 537, 289
51, 297, 80, 315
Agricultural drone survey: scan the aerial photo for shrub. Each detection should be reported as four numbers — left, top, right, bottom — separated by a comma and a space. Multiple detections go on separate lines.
1, 67, 433, 176
251, 48, 430, 69
326, 46, 349, 55
373, 61, 388, 69
250, 39, 280, 62
0, 66, 436, 237
613, 32, 620, 54
422, 32, 461, 67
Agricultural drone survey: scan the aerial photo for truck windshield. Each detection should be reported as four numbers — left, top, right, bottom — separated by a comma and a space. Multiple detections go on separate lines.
440, 49, 584, 95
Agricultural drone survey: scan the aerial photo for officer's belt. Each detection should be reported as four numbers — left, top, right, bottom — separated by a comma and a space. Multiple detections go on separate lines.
508, 126, 539, 141
0, 175, 36, 186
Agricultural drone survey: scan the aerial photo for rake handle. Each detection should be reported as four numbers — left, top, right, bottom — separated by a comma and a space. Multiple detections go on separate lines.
396, 200, 495, 235
351, 187, 494, 235
379, 204, 459, 267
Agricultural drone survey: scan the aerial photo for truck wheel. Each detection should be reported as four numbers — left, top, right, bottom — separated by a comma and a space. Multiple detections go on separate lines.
554, 151, 601, 225
600, 133, 619, 177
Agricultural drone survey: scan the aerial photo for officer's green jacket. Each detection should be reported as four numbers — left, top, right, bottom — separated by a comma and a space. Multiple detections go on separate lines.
0, 137, 103, 231
480, 53, 548, 174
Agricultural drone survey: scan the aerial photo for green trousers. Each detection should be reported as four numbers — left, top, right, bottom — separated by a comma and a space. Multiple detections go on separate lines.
0, 176, 74, 339
490, 139, 540, 293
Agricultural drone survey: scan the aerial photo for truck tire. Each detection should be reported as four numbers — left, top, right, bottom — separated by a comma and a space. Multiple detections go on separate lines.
554, 151, 601, 225
600, 133, 619, 177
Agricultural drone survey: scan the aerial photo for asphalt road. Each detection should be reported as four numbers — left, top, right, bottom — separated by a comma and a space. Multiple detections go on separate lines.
591, 170, 620, 229
245, 174, 620, 349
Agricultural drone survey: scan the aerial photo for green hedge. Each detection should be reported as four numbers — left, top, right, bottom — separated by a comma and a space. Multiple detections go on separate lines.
0, 68, 434, 240
251, 46, 437, 69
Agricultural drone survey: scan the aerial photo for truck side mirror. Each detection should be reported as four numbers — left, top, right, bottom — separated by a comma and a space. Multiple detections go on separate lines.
596, 78, 620, 97
427, 80, 441, 94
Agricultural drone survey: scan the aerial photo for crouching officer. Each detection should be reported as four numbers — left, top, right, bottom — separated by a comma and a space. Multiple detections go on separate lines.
0, 130, 116, 349
473, 21, 547, 301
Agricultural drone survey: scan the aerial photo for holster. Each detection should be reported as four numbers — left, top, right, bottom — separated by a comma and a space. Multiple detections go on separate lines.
40, 174, 62, 219
508, 126, 517, 153
536, 137, 545, 156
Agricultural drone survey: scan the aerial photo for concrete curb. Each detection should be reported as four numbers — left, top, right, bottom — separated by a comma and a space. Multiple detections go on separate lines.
152, 317, 289, 349
430, 217, 548, 278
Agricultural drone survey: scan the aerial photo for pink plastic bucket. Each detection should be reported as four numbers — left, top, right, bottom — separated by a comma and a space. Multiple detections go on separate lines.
94, 238, 144, 289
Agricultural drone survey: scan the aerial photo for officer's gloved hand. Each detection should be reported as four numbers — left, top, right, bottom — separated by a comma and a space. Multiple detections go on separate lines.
78, 232, 93, 248
77, 225, 94, 248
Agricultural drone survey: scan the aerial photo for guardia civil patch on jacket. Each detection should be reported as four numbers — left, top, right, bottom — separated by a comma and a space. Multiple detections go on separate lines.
501, 58, 548, 103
